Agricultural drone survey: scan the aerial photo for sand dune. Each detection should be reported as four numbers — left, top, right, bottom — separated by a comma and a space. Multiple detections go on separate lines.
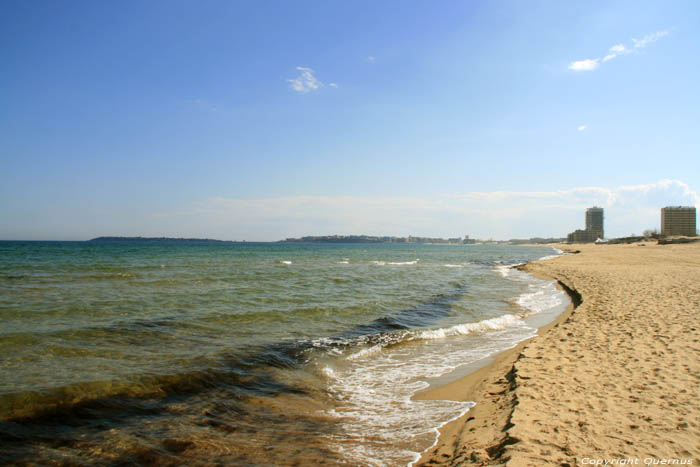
417, 242, 700, 466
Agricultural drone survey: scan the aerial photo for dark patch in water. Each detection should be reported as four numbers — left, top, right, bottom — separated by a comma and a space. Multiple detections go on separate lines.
0, 274, 28, 281
340, 283, 469, 339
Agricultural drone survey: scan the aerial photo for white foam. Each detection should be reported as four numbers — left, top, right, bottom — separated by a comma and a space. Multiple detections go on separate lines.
517, 282, 565, 315
321, 318, 538, 466
417, 314, 525, 340
371, 259, 419, 266
337, 260, 350, 264
276, 260, 292, 265
493, 263, 530, 283
494, 265, 510, 278
407, 403, 475, 467
346, 344, 384, 361
443, 264, 464, 268
317, 252, 571, 466
538, 247, 564, 261
492, 264, 567, 317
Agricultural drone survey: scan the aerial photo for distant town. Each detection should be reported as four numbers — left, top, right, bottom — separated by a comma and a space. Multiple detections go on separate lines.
280, 235, 565, 245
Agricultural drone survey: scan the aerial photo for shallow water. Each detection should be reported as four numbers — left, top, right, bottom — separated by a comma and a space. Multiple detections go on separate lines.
0, 241, 567, 465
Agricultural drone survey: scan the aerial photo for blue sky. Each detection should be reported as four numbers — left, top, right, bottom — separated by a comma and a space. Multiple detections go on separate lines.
1, 1, 699, 240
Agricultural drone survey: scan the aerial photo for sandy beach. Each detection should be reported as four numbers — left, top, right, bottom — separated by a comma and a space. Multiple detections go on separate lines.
416, 242, 700, 466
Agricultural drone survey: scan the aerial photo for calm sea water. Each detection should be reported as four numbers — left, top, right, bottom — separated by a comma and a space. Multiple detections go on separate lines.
0, 241, 567, 465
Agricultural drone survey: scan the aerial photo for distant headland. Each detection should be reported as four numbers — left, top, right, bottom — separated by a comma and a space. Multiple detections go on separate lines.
88, 236, 241, 244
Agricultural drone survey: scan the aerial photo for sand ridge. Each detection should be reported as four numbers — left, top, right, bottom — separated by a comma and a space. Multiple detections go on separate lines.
417, 242, 700, 466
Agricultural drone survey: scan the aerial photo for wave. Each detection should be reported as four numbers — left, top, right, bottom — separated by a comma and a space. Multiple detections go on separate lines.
346, 344, 384, 361
338, 313, 529, 362
416, 314, 525, 340
371, 259, 419, 266
388, 259, 419, 265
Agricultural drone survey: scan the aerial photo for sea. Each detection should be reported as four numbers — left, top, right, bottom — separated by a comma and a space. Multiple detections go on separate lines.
0, 240, 568, 466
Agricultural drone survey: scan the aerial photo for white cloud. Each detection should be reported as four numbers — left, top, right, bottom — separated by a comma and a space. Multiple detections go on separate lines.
603, 43, 629, 62
577, 125, 587, 131
568, 58, 600, 71
569, 30, 669, 71
155, 180, 698, 241
609, 44, 627, 53
367, 56, 376, 63
633, 30, 669, 49
287, 67, 338, 93
287, 66, 323, 93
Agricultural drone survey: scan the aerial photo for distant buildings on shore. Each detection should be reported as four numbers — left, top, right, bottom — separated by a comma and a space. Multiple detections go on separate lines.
661, 206, 697, 237
567, 207, 604, 243
585, 207, 604, 238
281, 235, 470, 244
567, 205, 697, 243
281, 234, 565, 245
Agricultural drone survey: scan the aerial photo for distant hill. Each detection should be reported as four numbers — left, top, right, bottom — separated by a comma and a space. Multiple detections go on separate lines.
88, 236, 239, 244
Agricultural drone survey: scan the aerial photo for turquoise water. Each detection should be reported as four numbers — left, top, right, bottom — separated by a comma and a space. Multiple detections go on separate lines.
0, 241, 567, 465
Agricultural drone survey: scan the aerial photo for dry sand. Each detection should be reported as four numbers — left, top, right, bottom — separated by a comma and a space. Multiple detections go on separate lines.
416, 242, 700, 466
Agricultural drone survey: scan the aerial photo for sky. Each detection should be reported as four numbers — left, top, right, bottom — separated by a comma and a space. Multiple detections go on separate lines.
1, 0, 699, 241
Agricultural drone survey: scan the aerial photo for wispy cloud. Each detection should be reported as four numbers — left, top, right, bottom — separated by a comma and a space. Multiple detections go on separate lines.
577, 125, 587, 131
602, 43, 629, 62
633, 30, 669, 49
287, 67, 338, 93
569, 29, 669, 71
156, 180, 698, 240
367, 56, 376, 63
287, 66, 323, 93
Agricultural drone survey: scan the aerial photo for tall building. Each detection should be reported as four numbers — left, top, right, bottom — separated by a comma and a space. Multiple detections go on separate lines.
585, 207, 604, 239
661, 206, 697, 237
567, 207, 605, 243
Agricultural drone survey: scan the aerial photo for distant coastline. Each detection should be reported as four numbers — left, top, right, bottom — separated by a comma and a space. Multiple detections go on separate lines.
88, 236, 242, 244
280, 235, 566, 245
84, 235, 567, 245
280, 235, 471, 244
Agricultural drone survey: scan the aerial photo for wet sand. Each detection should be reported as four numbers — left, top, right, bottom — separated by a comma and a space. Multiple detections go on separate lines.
415, 242, 700, 466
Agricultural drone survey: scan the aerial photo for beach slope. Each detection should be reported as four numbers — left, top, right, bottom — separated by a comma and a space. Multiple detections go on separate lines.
417, 242, 700, 466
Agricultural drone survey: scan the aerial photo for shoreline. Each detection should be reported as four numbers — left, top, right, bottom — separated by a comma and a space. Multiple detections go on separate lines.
413, 248, 578, 465
414, 242, 700, 466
